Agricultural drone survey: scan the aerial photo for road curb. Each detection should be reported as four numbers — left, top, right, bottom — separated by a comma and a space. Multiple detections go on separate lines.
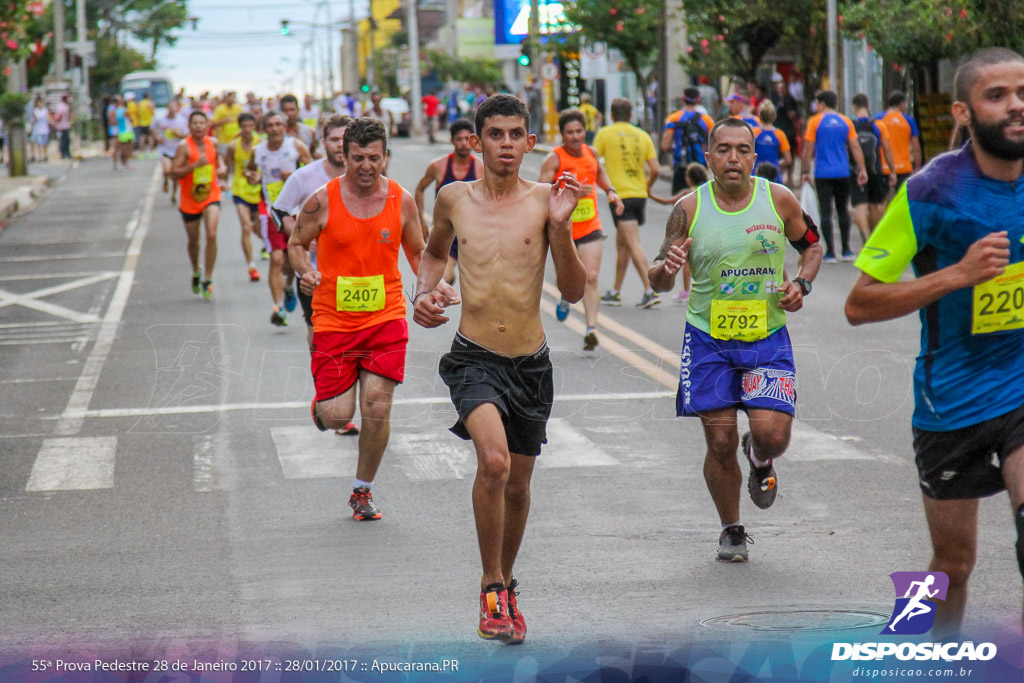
0, 174, 57, 233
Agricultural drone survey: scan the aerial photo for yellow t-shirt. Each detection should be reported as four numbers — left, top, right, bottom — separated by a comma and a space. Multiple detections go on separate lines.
126, 100, 138, 126
579, 103, 600, 132
138, 99, 154, 126
593, 122, 657, 199
213, 103, 243, 144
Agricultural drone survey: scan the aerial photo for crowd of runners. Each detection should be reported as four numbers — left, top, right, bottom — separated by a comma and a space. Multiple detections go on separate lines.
114, 46, 1022, 644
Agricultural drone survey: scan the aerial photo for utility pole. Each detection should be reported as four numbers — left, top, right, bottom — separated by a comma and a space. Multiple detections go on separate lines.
77, 0, 91, 141
407, 0, 422, 134
324, 0, 336, 97
54, 0, 66, 82
529, 0, 541, 86
827, 0, 838, 93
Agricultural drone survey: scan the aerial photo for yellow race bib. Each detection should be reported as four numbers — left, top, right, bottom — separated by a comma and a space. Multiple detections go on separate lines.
972, 261, 1024, 334
192, 164, 213, 185
165, 128, 176, 140
571, 197, 596, 223
710, 299, 768, 341
336, 275, 386, 312
191, 164, 213, 201
266, 180, 284, 203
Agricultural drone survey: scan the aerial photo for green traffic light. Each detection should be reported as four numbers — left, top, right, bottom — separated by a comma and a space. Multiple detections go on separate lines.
280, 20, 290, 35
361, 84, 370, 92
518, 54, 530, 66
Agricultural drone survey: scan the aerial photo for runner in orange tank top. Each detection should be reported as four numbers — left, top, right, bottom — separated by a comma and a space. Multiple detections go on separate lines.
288, 117, 458, 521
538, 109, 624, 351
170, 110, 226, 299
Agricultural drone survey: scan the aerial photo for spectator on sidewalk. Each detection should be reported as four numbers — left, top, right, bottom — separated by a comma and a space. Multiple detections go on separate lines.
29, 96, 51, 163
54, 94, 73, 160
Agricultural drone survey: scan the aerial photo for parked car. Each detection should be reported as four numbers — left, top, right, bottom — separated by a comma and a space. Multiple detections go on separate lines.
380, 97, 411, 137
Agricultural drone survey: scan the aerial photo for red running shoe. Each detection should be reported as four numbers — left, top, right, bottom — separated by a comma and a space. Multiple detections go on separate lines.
348, 486, 382, 521
335, 421, 359, 436
478, 583, 513, 641
505, 579, 526, 644
249, 266, 261, 282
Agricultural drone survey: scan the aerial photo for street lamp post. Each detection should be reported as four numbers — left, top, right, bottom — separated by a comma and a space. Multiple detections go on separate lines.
407, 0, 422, 135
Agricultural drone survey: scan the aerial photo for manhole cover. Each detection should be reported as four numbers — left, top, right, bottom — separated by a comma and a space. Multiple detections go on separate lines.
700, 609, 890, 632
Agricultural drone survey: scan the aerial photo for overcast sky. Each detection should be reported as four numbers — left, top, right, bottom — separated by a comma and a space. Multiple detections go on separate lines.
154, 0, 365, 97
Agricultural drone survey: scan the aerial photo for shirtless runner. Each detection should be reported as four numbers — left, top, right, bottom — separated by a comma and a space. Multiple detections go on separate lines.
412, 94, 586, 645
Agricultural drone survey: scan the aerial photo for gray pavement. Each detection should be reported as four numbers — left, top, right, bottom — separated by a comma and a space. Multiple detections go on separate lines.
0, 138, 1019, 678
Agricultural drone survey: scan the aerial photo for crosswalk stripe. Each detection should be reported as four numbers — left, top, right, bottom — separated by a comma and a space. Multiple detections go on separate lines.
270, 426, 358, 480
27, 436, 117, 492
536, 419, 619, 468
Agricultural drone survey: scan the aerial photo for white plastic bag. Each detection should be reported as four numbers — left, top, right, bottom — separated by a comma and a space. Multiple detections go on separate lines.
800, 181, 821, 227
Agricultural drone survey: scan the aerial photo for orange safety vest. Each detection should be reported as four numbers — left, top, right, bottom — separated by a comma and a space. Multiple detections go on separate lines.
178, 136, 221, 214
312, 176, 407, 333
553, 144, 601, 241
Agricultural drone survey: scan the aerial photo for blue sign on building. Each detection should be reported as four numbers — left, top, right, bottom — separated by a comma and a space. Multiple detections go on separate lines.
493, 0, 579, 45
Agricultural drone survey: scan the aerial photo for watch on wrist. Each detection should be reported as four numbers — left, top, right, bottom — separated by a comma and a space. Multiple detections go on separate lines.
793, 277, 812, 296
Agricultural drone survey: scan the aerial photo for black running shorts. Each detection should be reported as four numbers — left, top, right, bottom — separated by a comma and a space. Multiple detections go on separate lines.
439, 332, 553, 457
912, 404, 1024, 499
610, 197, 647, 226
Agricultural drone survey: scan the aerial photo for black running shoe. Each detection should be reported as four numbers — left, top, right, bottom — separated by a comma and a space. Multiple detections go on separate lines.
349, 486, 382, 520
742, 431, 778, 509
717, 524, 752, 562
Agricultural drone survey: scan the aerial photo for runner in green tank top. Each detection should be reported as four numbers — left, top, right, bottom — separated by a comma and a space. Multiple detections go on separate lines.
648, 118, 823, 562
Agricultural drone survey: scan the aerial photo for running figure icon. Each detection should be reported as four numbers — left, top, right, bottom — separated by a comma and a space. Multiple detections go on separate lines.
886, 575, 940, 632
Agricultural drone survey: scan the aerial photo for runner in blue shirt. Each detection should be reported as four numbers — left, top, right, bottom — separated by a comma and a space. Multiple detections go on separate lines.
845, 47, 1024, 638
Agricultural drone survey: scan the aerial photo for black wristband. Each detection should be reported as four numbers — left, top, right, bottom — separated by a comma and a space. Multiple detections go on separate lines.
413, 291, 431, 303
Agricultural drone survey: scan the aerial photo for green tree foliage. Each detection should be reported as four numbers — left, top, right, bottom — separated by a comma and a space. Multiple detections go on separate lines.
563, 0, 662, 93
0, 0, 41, 62
425, 50, 503, 88
843, 0, 1024, 70
682, 0, 827, 88
91, 35, 156, 95
91, 0, 190, 59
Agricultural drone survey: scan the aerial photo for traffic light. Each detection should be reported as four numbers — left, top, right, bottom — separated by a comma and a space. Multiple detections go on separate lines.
518, 42, 532, 66
361, 84, 370, 93
280, 19, 291, 36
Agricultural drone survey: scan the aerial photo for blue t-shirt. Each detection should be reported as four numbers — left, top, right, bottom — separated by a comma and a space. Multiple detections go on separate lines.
806, 111, 856, 179
854, 143, 1024, 431
754, 128, 788, 173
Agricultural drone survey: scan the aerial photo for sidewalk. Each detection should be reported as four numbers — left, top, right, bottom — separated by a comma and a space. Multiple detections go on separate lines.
0, 140, 105, 230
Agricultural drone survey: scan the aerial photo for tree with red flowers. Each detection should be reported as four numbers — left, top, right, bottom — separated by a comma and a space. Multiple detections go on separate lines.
563, 0, 663, 99
0, 0, 44, 64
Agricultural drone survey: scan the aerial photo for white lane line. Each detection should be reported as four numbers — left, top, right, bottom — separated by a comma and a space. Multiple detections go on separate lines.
270, 426, 357, 480
0, 252, 128, 262
192, 434, 217, 492
0, 271, 121, 282
55, 165, 161, 436
27, 436, 117, 492
537, 418, 619, 468
65, 390, 675, 420
539, 285, 881, 462
390, 430, 475, 481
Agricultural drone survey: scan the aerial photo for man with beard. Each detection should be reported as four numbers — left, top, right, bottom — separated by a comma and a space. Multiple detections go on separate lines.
648, 117, 821, 563
846, 47, 1024, 637
413, 119, 485, 284
280, 94, 319, 158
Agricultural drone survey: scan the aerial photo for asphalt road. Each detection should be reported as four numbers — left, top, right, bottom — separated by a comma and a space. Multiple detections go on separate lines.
0, 138, 1019, 679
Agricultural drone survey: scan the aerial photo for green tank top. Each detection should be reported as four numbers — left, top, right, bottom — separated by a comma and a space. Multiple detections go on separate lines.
685, 177, 787, 341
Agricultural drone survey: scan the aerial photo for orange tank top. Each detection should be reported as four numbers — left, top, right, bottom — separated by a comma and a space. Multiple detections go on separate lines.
312, 176, 407, 333
553, 144, 601, 240
178, 136, 221, 214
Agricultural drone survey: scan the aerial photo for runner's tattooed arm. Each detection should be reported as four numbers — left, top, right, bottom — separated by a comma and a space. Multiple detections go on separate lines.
649, 195, 695, 292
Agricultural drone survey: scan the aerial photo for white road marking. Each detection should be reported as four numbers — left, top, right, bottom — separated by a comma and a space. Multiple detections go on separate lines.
270, 426, 357, 480
55, 166, 161, 436
64, 390, 675, 420
0, 252, 128, 262
0, 271, 119, 323
192, 434, 217, 492
537, 418, 619, 468
27, 436, 117, 491
390, 430, 475, 481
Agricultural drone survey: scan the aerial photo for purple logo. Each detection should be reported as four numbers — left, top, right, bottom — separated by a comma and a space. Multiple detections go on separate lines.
882, 571, 949, 635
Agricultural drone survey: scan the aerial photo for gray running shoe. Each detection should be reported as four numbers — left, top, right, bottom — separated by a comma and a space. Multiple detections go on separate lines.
717, 524, 752, 562
637, 291, 661, 309
743, 431, 778, 509
270, 307, 288, 327
600, 290, 622, 306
